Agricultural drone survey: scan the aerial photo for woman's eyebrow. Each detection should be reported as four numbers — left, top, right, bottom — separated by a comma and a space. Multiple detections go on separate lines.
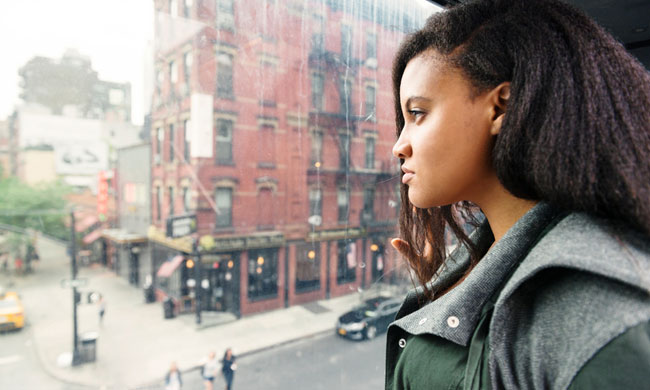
404, 96, 431, 107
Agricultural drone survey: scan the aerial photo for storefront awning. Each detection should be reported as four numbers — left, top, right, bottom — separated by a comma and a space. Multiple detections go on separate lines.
76, 215, 99, 232
156, 255, 184, 278
83, 229, 103, 245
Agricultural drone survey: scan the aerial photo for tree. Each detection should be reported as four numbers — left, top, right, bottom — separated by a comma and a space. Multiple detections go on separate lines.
0, 177, 71, 241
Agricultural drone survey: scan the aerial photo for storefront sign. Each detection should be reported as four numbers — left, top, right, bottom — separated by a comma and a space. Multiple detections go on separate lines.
166, 214, 197, 238
306, 228, 365, 241
200, 233, 284, 252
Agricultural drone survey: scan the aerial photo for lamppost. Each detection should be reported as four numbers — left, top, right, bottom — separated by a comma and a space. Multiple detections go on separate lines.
193, 239, 202, 325
69, 210, 81, 366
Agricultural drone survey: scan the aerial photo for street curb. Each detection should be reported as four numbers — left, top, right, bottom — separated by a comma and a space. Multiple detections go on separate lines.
129, 328, 334, 390
28, 323, 98, 390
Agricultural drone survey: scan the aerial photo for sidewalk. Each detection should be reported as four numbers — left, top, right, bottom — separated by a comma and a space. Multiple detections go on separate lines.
3, 237, 402, 389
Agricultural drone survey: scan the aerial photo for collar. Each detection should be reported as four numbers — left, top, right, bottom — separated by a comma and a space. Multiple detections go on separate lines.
391, 202, 563, 346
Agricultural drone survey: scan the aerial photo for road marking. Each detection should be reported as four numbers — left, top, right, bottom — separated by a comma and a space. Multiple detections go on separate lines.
0, 354, 24, 366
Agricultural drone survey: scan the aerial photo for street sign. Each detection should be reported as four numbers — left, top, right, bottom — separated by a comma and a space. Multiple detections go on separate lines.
60, 278, 88, 289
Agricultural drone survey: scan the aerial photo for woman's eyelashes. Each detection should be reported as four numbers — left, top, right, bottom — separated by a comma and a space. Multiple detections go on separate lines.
406, 109, 426, 122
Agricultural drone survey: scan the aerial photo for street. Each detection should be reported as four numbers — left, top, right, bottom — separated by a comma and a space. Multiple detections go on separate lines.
0, 328, 91, 390
181, 333, 386, 390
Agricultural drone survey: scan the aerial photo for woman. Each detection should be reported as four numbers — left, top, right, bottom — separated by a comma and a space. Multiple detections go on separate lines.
221, 348, 236, 390
202, 351, 218, 390
387, 0, 650, 389
164, 361, 182, 390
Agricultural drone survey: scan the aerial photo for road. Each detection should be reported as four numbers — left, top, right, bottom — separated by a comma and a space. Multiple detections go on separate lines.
182, 332, 386, 390
0, 327, 90, 390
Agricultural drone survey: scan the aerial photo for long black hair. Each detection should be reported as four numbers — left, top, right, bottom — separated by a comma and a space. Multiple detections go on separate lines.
393, 0, 650, 300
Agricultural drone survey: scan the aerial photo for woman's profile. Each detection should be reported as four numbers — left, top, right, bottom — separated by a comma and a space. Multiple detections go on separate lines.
386, 0, 650, 389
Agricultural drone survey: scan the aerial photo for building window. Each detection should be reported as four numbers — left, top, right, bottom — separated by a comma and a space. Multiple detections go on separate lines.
336, 240, 357, 284
341, 24, 352, 61
296, 243, 320, 292
310, 130, 323, 166
259, 124, 275, 165
260, 62, 276, 105
170, 0, 178, 17
216, 52, 233, 98
365, 85, 376, 118
216, 0, 235, 31
311, 74, 324, 110
215, 119, 233, 164
339, 77, 352, 114
183, 52, 192, 93
338, 133, 350, 169
156, 186, 163, 221
365, 137, 375, 169
169, 60, 178, 86
362, 187, 375, 222
168, 186, 175, 216
183, 0, 192, 17
182, 186, 191, 212
183, 119, 190, 162
155, 127, 164, 164
257, 187, 273, 229
366, 32, 376, 59
168, 123, 175, 162
247, 248, 278, 300
311, 32, 324, 52
309, 187, 322, 218
337, 187, 349, 223
215, 187, 232, 227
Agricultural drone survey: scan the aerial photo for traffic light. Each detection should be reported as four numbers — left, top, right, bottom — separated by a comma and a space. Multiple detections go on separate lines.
74, 290, 81, 305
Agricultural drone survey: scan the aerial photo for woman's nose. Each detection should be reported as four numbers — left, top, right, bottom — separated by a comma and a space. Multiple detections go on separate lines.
392, 131, 412, 159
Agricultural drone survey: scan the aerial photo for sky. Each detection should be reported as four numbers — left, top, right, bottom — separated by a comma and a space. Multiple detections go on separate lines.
0, 0, 154, 124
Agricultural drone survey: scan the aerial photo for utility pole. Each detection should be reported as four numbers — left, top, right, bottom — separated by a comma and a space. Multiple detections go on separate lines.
70, 210, 80, 365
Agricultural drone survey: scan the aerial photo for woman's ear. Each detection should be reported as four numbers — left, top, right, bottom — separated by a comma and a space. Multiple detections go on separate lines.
490, 82, 510, 135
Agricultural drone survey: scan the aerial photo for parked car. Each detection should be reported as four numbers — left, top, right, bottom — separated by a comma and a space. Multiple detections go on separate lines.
336, 296, 402, 340
0, 291, 25, 331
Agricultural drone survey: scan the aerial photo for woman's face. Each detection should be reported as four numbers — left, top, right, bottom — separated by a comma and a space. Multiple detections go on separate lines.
392, 52, 498, 209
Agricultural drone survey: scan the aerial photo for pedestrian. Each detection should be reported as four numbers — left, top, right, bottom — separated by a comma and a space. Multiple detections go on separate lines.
164, 361, 182, 390
221, 348, 236, 390
201, 351, 218, 390
1, 252, 7, 274
387, 0, 650, 389
98, 295, 106, 326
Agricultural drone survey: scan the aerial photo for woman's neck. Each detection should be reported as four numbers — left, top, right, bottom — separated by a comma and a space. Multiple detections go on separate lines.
475, 182, 538, 246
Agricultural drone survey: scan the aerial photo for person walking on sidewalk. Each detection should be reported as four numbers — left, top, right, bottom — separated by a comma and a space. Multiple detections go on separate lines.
202, 351, 219, 390
164, 361, 182, 390
221, 348, 236, 390
98, 295, 106, 326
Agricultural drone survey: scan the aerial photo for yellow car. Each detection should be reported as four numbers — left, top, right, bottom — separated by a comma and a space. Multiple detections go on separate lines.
0, 291, 25, 331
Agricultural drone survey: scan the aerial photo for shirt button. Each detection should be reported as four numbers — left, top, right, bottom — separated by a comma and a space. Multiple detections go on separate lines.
398, 338, 406, 348
447, 316, 460, 328
418, 318, 427, 325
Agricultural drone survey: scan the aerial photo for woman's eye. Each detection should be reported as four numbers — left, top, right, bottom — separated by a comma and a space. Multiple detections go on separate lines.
407, 110, 425, 120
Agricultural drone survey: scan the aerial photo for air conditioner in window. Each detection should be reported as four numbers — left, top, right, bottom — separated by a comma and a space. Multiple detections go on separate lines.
365, 57, 378, 69
154, 154, 161, 165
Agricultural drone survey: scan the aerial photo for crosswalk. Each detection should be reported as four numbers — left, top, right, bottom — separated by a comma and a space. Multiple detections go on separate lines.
0, 354, 24, 366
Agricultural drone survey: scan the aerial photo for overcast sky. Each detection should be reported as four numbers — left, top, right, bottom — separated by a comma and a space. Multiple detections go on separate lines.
0, 0, 154, 124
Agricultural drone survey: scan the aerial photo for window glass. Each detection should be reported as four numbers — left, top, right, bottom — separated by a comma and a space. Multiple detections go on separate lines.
247, 248, 278, 299
0, 1, 441, 388
215, 187, 232, 227
215, 118, 233, 164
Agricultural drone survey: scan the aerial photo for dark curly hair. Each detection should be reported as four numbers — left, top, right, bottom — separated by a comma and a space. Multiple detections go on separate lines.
393, 0, 650, 300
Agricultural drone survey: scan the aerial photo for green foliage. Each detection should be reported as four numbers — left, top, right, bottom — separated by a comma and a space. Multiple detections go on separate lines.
0, 177, 71, 241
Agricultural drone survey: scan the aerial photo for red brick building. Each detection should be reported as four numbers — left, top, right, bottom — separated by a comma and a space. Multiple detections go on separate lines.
148, 0, 427, 316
